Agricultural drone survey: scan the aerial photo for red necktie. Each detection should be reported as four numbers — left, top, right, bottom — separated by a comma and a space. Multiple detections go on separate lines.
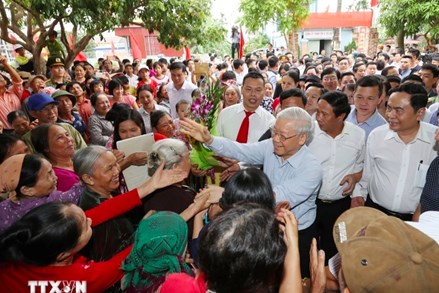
236, 111, 254, 143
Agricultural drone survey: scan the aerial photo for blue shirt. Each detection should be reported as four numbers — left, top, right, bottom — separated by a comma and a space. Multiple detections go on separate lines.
429, 109, 438, 126
209, 137, 323, 230
346, 108, 387, 139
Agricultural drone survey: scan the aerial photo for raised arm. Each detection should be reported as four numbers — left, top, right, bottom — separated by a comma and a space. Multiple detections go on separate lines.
0, 53, 22, 84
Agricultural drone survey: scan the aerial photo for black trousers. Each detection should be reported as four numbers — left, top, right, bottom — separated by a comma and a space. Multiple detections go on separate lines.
316, 196, 351, 264
298, 221, 317, 278
231, 42, 239, 59
365, 197, 413, 221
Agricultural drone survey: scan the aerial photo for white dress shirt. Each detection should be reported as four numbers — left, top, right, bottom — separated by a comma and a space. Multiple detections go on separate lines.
138, 104, 169, 133
166, 81, 197, 119
216, 103, 275, 143
308, 122, 366, 201
353, 122, 438, 213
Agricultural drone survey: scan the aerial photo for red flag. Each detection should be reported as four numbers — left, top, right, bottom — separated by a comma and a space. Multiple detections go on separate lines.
238, 28, 245, 59
184, 47, 192, 60
370, 0, 378, 6
128, 29, 142, 59
68, 33, 87, 61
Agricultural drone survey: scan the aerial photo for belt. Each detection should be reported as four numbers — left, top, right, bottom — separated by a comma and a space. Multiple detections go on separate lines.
317, 196, 350, 205
366, 198, 413, 221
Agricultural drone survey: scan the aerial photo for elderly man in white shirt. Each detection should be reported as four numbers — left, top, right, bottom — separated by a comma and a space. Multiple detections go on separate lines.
308, 91, 365, 261
353, 83, 438, 220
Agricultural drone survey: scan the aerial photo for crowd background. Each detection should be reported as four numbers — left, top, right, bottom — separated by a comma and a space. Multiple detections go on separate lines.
0, 34, 438, 292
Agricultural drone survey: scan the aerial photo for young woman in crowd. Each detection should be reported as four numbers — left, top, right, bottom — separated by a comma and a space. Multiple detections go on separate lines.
108, 79, 139, 110
151, 61, 169, 86
156, 83, 171, 112
66, 81, 93, 124
137, 85, 169, 133
137, 65, 157, 95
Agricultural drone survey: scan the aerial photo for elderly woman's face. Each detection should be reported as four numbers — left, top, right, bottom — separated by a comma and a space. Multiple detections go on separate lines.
29, 158, 58, 197
88, 151, 121, 193
48, 125, 75, 158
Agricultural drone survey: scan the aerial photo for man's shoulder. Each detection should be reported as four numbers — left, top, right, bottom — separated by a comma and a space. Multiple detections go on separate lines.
182, 81, 197, 91
368, 123, 390, 140
218, 103, 242, 117
344, 121, 366, 139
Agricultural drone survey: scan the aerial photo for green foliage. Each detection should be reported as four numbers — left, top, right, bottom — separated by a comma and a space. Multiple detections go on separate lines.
239, 0, 311, 34
25, 0, 216, 48
189, 15, 228, 54
379, 0, 439, 40
244, 33, 270, 53
344, 39, 357, 53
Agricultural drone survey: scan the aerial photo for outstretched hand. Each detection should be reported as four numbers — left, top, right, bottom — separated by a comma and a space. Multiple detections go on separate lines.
179, 118, 213, 144
310, 238, 326, 293
150, 161, 187, 190
277, 208, 299, 248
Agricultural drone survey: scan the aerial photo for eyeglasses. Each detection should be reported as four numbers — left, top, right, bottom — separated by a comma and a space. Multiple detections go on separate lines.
270, 128, 299, 142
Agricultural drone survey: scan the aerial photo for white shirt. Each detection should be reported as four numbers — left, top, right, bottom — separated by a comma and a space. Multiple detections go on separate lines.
126, 74, 139, 89
308, 122, 366, 201
166, 81, 197, 119
138, 104, 169, 133
353, 122, 438, 213
216, 103, 275, 143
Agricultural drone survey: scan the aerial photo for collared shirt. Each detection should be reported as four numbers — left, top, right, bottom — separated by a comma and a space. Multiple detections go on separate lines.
0, 81, 23, 129
400, 69, 412, 79
216, 103, 275, 143
345, 107, 387, 139
138, 104, 169, 133
167, 81, 197, 119
126, 74, 139, 90
308, 122, 365, 201
353, 122, 438, 213
209, 136, 323, 230
88, 112, 114, 146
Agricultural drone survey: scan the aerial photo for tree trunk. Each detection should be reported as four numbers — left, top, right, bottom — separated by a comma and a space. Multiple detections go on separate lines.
397, 29, 405, 51
287, 31, 298, 60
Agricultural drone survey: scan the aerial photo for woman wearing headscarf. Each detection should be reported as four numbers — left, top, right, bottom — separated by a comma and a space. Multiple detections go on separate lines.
122, 211, 192, 292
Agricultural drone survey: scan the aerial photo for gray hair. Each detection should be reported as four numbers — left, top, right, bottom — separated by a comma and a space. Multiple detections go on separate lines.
73, 145, 109, 179
224, 85, 242, 101
147, 138, 188, 176
276, 107, 314, 144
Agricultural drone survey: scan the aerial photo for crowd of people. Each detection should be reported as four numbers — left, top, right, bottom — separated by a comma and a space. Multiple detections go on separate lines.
0, 40, 438, 292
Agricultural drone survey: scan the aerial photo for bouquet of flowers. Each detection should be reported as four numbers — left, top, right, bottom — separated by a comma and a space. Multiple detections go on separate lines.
189, 78, 224, 170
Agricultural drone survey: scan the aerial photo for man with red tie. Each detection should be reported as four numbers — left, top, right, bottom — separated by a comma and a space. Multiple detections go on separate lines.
216, 71, 275, 178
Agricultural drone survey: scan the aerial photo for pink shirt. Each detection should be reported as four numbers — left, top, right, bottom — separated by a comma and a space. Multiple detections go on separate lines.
0, 81, 23, 129
53, 166, 80, 192
109, 94, 137, 109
